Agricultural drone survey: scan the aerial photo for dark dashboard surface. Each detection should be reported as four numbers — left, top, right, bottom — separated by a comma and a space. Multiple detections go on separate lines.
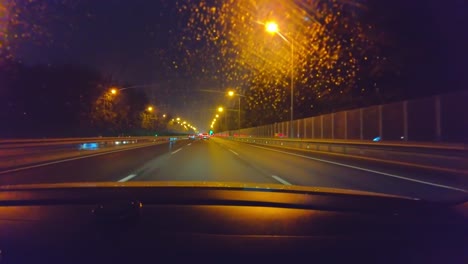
0, 183, 467, 263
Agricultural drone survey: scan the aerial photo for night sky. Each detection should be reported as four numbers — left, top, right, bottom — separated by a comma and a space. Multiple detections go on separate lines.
9, 0, 216, 128
17, 0, 176, 82
3, 0, 468, 129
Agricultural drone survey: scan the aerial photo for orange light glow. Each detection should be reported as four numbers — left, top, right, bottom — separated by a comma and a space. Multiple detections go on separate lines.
265, 21, 279, 34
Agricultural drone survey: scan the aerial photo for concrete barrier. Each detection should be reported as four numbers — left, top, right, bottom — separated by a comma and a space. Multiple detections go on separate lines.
0, 136, 187, 170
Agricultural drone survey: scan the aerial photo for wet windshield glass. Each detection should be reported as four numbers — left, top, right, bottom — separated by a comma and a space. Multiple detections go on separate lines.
0, 0, 467, 202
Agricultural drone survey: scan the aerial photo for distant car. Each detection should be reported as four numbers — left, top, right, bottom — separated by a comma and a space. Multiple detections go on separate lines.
201, 133, 210, 140
188, 134, 196, 140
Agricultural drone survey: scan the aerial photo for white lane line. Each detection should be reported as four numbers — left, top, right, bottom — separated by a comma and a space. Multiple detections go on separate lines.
0, 143, 164, 175
171, 148, 182, 155
118, 174, 138, 182
229, 149, 239, 156
272, 175, 292, 185
188, 143, 192, 146
249, 145, 468, 193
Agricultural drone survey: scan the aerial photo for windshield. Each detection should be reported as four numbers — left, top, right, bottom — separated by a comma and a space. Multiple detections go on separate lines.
0, 0, 467, 202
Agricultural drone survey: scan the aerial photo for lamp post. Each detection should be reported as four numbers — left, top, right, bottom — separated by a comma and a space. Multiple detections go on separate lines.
217, 106, 227, 131
265, 21, 295, 138
227, 90, 245, 136
196, 89, 245, 135
109, 84, 159, 94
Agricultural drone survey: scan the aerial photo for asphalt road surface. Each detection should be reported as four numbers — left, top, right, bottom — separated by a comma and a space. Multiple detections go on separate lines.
1, 137, 467, 202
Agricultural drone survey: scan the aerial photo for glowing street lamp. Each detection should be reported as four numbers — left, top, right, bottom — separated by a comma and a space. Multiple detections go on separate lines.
265, 21, 279, 33
216, 114, 219, 118
218, 107, 224, 113
147, 106, 153, 112
176, 117, 180, 121
162, 114, 166, 118
110, 88, 118, 95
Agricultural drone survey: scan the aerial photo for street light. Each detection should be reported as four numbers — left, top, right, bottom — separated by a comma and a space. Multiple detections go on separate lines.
265, 21, 295, 138
227, 89, 245, 136
265, 21, 279, 34
109, 84, 158, 92
162, 114, 166, 118
147, 106, 153, 112
218, 107, 224, 112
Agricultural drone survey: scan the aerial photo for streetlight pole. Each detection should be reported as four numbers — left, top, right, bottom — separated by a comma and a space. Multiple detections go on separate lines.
290, 39, 294, 138
118, 84, 158, 91
265, 21, 295, 138
200, 89, 245, 136
238, 96, 241, 136
227, 90, 244, 136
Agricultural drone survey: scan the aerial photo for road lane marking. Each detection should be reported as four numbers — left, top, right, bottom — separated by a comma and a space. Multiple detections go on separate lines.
272, 175, 292, 185
229, 149, 239, 156
249, 145, 468, 193
171, 148, 182, 155
118, 174, 138, 182
0, 143, 165, 175
244, 142, 467, 176
188, 143, 192, 146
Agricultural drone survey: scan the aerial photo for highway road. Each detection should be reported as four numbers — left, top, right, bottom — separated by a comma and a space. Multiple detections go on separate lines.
1, 137, 467, 202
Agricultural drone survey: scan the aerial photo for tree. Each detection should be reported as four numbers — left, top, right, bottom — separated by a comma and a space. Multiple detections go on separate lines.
89, 85, 157, 136
0, 62, 106, 137
0, 60, 160, 138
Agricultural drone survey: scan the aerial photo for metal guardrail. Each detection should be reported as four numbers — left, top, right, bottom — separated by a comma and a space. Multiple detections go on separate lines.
219, 91, 468, 143
216, 91, 467, 174
0, 136, 179, 146
0, 136, 187, 170
230, 137, 466, 150
226, 136, 468, 174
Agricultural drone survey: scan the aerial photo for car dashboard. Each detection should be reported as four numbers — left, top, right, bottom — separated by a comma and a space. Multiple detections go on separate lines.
0, 184, 467, 263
